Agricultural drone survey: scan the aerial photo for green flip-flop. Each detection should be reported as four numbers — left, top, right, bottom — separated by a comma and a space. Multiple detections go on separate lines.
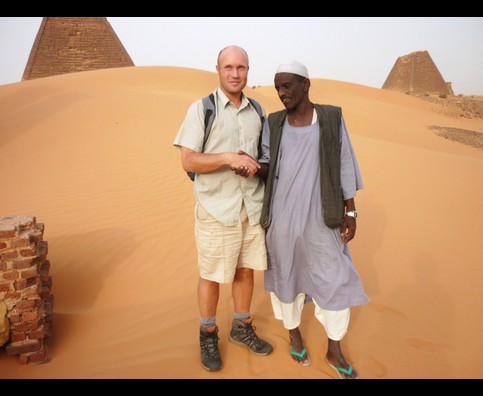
326, 359, 358, 379
289, 346, 311, 367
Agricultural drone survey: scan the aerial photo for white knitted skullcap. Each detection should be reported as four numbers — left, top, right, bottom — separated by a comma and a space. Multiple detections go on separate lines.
275, 61, 309, 78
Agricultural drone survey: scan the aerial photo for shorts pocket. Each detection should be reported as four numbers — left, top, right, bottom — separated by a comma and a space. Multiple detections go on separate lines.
196, 204, 211, 221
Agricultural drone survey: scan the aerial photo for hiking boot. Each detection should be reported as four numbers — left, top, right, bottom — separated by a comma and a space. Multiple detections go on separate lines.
200, 325, 222, 371
229, 317, 273, 356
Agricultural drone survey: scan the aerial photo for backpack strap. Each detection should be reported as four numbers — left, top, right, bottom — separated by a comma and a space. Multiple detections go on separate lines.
201, 93, 216, 152
187, 94, 216, 181
247, 97, 265, 126
247, 97, 265, 154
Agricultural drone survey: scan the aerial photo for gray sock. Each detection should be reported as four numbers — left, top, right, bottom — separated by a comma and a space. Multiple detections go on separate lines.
234, 312, 250, 321
200, 316, 216, 329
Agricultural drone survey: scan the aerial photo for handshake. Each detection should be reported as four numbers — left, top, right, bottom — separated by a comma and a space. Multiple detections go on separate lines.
232, 150, 260, 178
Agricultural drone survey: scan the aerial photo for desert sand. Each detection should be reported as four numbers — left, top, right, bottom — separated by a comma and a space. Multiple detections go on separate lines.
0, 66, 482, 379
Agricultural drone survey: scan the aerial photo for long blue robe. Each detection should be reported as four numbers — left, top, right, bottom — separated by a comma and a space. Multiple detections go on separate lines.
263, 116, 368, 310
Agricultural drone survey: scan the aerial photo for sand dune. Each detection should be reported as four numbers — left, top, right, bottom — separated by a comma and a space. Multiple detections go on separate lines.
0, 66, 482, 378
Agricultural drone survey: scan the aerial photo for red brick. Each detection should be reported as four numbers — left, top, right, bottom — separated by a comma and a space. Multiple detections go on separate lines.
6, 339, 41, 355
0, 230, 16, 238
28, 329, 46, 339
20, 247, 37, 257
26, 348, 48, 363
40, 287, 51, 299
43, 301, 53, 315
0, 250, 18, 260
12, 257, 34, 269
0, 241, 7, 250
0, 261, 7, 271
15, 277, 38, 292
15, 298, 39, 310
21, 268, 39, 279
23, 284, 42, 297
5, 291, 21, 301
28, 233, 43, 245
43, 296, 53, 306
39, 276, 49, 283
10, 239, 31, 249
27, 277, 38, 286
39, 260, 50, 278
22, 310, 39, 322
14, 279, 27, 290
12, 318, 43, 332
3, 270, 19, 281
40, 259, 50, 269
18, 355, 29, 364
42, 277, 52, 288
0, 282, 9, 292
9, 312, 21, 323
44, 324, 52, 339
38, 241, 48, 255
11, 333, 26, 342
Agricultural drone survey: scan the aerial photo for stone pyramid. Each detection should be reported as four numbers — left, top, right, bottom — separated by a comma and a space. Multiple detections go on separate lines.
382, 50, 453, 96
22, 17, 134, 81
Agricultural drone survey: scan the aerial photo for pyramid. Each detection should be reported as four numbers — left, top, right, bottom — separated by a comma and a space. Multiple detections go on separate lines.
22, 17, 134, 81
382, 50, 453, 96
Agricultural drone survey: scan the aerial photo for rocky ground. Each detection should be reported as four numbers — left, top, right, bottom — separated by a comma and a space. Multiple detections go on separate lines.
419, 94, 483, 120
417, 94, 483, 150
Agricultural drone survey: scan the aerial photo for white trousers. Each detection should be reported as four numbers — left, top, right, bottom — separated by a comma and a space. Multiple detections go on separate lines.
270, 292, 350, 341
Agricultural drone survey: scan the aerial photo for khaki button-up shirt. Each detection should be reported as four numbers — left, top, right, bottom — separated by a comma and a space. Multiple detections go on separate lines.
173, 88, 266, 226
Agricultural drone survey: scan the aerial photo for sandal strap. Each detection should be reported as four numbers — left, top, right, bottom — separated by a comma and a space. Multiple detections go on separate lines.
289, 347, 307, 358
336, 364, 353, 375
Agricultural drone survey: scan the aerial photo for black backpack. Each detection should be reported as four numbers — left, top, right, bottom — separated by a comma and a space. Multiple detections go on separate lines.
187, 93, 265, 181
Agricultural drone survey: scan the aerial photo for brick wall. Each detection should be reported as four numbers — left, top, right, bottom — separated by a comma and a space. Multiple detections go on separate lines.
0, 215, 53, 364
22, 17, 134, 81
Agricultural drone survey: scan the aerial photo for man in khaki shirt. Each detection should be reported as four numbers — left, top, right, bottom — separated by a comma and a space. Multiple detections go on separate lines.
173, 45, 272, 372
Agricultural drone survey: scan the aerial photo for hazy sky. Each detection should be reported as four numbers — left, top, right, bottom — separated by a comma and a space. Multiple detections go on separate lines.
1, 17, 482, 95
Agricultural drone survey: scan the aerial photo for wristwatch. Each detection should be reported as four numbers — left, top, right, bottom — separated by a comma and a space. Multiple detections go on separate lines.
345, 211, 357, 219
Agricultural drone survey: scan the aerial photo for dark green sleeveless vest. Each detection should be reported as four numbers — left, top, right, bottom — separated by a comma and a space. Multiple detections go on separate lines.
260, 104, 344, 229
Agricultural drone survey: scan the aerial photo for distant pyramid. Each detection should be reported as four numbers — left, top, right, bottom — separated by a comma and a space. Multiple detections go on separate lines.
22, 17, 134, 81
382, 50, 453, 96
